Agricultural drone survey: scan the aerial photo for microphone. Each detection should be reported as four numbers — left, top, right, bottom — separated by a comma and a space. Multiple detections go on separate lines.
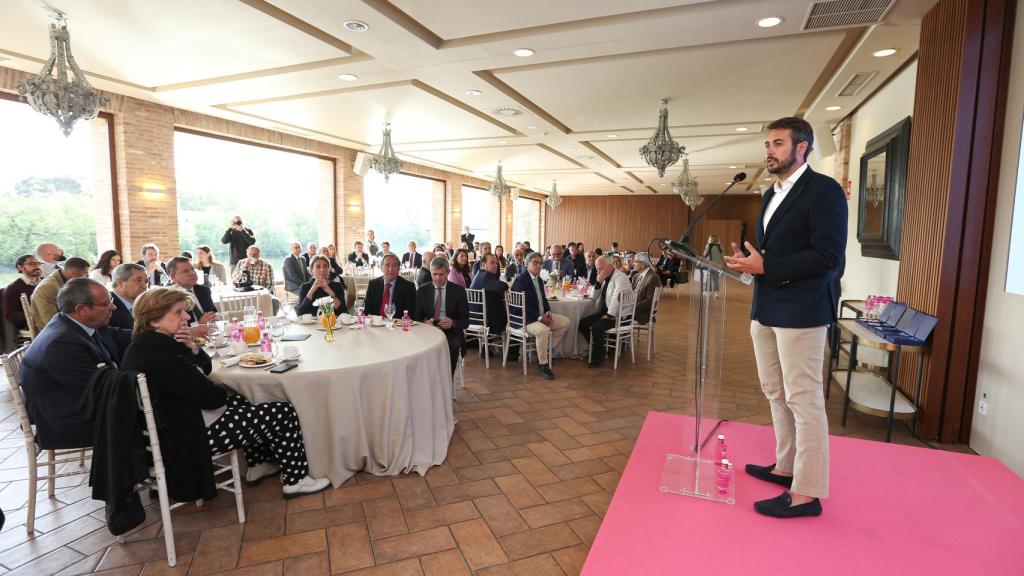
679, 172, 746, 245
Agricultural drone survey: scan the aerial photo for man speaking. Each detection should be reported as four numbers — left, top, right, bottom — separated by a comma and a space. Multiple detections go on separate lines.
724, 117, 847, 518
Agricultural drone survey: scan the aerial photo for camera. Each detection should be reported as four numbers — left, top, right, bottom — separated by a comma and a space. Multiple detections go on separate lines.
234, 218, 242, 225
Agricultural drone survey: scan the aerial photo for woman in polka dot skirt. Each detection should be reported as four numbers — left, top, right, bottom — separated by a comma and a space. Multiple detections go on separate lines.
122, 287, 330, 502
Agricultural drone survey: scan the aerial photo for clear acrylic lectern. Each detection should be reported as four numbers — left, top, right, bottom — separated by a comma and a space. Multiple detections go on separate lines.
656, 239, 753, 505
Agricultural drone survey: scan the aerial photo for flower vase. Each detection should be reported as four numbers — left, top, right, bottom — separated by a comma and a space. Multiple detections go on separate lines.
324, 322, 335, 342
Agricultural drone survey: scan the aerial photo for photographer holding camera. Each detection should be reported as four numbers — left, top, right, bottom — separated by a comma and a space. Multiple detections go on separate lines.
221, 215, 256, 267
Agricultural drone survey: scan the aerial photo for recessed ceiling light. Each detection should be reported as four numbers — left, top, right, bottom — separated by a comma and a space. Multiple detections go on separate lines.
607, 134, 619, 138
498, 140, 509, 144
526, 124, 539, 130
735, 127, 749, 132
873, 48, 898, 58
729, 165, 738, 169
513, 48, 535, 57
825, 105, 842, 111
567, 147, 577, 152
337, 73, 358, 81
344, 20, 369, 32
757, 17, 783, 28
764, 178, 773, 181
464, 89, 482, 96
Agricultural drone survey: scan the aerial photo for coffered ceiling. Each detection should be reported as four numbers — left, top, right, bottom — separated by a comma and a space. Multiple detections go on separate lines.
0, 0, 936, 195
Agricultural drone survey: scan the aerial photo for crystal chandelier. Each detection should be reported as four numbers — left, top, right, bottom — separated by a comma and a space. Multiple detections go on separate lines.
865, 170, 884, 208
489, 161, 511, 199
639, 98, 683, 177
673, 152, 702, 209
367, 122, 403, 182
16, 12, 110, 137
546, 180, 563, 208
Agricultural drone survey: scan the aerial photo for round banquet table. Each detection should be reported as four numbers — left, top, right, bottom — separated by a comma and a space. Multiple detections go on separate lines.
210, 284, 275, 317
548, 294, 598, 359
208, 318, 455, 488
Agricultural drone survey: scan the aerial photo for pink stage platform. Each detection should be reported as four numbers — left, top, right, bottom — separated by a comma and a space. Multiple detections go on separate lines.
583, 411, 1024, 575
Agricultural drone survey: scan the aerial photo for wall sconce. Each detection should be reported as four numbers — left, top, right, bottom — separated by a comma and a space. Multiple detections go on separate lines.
140, 181, 167, 201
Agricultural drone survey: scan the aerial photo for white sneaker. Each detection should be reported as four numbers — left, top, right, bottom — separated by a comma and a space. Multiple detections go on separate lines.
282, 476, 331, 499
245, 462, 280, 485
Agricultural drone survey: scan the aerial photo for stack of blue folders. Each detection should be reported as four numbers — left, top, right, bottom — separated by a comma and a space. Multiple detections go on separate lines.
855, 301, 938, 346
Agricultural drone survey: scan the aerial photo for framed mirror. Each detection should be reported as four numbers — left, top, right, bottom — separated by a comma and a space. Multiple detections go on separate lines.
858, 116, 911, 259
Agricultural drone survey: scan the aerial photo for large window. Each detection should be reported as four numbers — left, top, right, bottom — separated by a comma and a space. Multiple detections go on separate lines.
1008, 118, 1024, 295
0, 97, 113, 285
461, 185, 497, 244
364, 172, 445, 250
174, 130, 331, 267
514, 197, 542, 249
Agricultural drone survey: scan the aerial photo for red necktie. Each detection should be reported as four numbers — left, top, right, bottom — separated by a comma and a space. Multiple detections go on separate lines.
380, 281, 391, 316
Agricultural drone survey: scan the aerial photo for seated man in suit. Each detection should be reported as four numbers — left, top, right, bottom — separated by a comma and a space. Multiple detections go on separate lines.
511, 252, 571, 380
414, 257, 469, 375
542, 244, 576, 279
108, 263, 149, 330
504, 248, 526, 282
579, 255, 633, 368
2, 254, 43, 332
416, 250, 435, 288
20, 278, 131, 449
657, 251, 682, 287
630, 252, 662, 325
402, 241, 423, 270
581, 250, 599, 286
471, 242, 492, 276
347, 241, 370, 267
364, 254, 417, 319
470, 253, 516, 361
167, 256, 218, 326
282, 242, 310, 300
136, 243, 168, 287
31, 257, 90, 328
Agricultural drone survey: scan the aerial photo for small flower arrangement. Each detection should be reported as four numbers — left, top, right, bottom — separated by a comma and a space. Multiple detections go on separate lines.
314, 296, 336, 340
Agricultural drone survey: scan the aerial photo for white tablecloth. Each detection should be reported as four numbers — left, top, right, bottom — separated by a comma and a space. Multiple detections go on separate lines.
210, 285, 274, 317
549, 296, 597, 358
208, 320, 454, 487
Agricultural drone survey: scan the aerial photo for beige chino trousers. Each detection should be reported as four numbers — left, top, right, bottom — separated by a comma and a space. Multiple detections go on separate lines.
524, 313, 571, 364
750, 320, 830, 498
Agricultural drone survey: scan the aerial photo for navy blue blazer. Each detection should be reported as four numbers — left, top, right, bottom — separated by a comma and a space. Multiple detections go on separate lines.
469, 269, 509, 331
751, 166, 847, 328
510, 272, 550, 326
20, 314, 131, 449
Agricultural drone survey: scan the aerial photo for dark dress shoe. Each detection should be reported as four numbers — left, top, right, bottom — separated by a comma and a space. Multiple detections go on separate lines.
754, 491, 822, 518
745, 463, 793, 488
538, 364, 554, 380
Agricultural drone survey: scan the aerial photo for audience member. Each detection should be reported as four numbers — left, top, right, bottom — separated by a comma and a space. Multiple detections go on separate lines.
301, 242, 317, 268
445, 241, 455, 258
136, 243, 167, 287
90, 250, 121, 285
108, 263, 148, 330
579, 255, 633, 368
296, 255, 347, 316
378, 241, 394, 259
322, 246, 345, 279
472, 242, 492, 276
522, 241, 534, 256
348, 241, 369, 267
31, 257, 90, 327
20, 278, 131, 449
414, 257, 469, 375
121, 287, 330, 499
416, 250, 434, 288
2, 255, 42, 331
167, 256, 217, 326
283, 242, 311, 299
581, 250, 599, 285
195, 245, 227, 286
232, 246, 275, 288
542, 244, 576, 278
402, 241, 423, 269
609, 241, 621, 255
461, 226, 475, 246
505, 248, 526, 282
448, 249, 472, 288
221, 216, 257, 267
494, 245, 508, 269
657, 251, 682, 287
469, 253, 510, 353
364, 254, 416, 318
569, 243, 585, 278
366, 229, 379, 256
35, 242, 66, 277
631, 252, 662, 324
510, 253, 570, 380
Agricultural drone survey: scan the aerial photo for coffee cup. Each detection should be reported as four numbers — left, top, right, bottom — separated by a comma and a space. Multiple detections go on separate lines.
230, 341, 247, 356
299, 313, 314, 324
283, 345, 299, 359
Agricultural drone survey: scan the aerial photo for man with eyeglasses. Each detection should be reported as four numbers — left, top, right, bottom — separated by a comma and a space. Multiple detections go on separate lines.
20, 278, 132, 449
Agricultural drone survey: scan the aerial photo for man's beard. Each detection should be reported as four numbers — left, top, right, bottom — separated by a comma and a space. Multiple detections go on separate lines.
766, 149, 798, 175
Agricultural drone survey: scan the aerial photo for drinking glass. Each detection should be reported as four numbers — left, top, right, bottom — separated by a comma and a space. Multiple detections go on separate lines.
269, 318, 287, 359
385, 303, 396, 329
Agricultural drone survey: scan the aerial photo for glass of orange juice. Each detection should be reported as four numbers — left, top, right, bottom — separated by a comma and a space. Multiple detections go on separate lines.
242, 322, 261, 345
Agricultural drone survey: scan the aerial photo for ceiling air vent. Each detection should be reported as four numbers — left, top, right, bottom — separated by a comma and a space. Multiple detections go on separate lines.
837, 71, 878, 96
803, 0, 895, 30
492, 106, 524, 117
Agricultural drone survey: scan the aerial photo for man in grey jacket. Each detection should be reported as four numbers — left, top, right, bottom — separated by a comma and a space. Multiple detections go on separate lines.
282, 242, 310, 300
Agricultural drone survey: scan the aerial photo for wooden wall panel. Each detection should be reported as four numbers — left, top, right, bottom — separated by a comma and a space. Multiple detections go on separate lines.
542, 195, 688, 254
895, 0, 1014, 441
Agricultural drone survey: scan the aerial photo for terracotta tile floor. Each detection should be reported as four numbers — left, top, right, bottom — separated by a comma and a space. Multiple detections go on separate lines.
0, 283, 970, 575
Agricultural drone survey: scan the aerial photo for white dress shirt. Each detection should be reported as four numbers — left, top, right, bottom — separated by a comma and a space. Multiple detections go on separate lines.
763, 162, 810, 230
